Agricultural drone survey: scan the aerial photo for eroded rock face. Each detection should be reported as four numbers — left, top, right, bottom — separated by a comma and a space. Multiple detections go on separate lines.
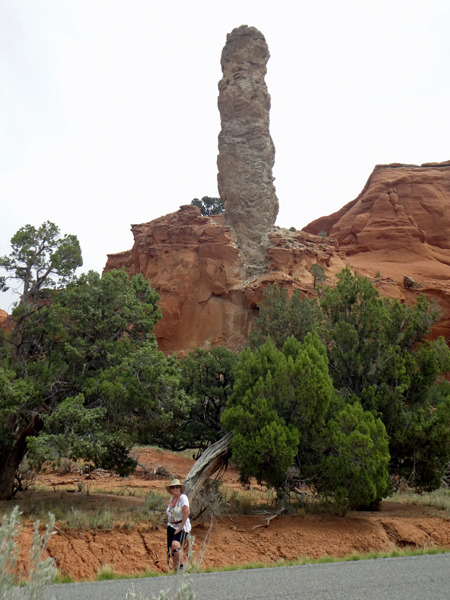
103, 28, 450, 356
304, 162, 450, 270
304, 161, 450, 340
217, 25, 279, 271
0, 309, 9, 334
104, 164, 450, 354
104, 206, 250, 355
103, 206, 341, 356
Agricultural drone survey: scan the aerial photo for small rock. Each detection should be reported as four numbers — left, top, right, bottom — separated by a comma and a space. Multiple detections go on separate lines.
404, 276, 416, 289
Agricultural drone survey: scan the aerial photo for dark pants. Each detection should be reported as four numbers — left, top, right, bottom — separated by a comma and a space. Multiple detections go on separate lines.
167, 525, 187, 551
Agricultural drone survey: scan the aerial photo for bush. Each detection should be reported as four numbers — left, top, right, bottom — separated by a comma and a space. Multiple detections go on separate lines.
317, 402, 390, 509
320, 267, 450, 490
0, 506, 56, 600
190, 479, 226, 522
247, 267, 450, 493
248, 284, 321, 351
144, 491, 166, 512
223, 334, 389, 508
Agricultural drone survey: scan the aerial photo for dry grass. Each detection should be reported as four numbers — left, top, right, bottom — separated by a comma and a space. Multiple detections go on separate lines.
0, 488, 167, 532
385, 488, 450, 512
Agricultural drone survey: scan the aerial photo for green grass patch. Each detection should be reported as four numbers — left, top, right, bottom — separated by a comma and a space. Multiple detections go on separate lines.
199, 546, 450, 573
54, 573, 76, 584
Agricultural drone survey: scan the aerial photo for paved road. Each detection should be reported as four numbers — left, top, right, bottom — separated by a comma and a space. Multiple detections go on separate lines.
45, 554, 450, 600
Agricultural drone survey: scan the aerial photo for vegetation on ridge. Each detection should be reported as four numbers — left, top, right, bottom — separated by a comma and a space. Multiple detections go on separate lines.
190, 196, 224, 217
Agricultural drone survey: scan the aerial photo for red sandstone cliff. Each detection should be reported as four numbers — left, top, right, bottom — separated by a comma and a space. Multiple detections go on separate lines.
304, 161, 450, 340
103, 205, 342, 355
104, 162, 450, 356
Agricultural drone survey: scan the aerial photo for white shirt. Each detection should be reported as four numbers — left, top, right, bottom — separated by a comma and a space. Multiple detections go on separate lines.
166, 493, 191, 533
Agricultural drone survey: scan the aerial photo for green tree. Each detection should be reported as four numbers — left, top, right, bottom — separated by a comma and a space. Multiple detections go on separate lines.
221, 338, 300, 487
319, 267, 450, 490
244, 267, 450, 493
166, 346, 239, 451
0, 223, 182, 499
0, 221, 82, 369
190, 196, 224, 217
317, 401, 390, 509
248, 284, 321, 351
222, 334, 390, 507
309, 263, 327, 290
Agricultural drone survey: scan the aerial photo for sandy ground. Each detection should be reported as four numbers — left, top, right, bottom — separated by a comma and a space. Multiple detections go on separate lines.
6, 447, 450, 581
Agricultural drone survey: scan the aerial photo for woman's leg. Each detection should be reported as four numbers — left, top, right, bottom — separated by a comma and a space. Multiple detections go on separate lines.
171, 540, 182, 568
167, 527, 175, 569
171, 532, 187, 569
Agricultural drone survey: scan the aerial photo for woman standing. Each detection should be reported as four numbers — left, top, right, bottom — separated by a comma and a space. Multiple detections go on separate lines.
166, 478, 191, 570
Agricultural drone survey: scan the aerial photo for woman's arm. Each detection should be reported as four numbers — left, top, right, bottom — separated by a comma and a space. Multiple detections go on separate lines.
175, 504, 190, 534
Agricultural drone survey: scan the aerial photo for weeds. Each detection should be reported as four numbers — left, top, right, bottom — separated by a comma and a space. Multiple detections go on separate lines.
385, 489, 450, 512
0, 506, 56, 600
3, 491, 167, 533
27, 514, 57, 599
125, 578, 194, 600
53, 572, 75, 584
96, 564, 115, 581
0, 506, 21, 598
201, 546, 450, 573
91, 486, 146, 498
62, 507, 115, 531
225, 489, 274, 515
144, 491, 166, 512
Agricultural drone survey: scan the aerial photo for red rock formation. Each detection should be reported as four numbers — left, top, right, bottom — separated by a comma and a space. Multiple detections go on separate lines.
304, 161, 450, 340
104, 205, 342, 356
105, 161, 450, 355
0, 309, 11, 335
305, 162, 450, 265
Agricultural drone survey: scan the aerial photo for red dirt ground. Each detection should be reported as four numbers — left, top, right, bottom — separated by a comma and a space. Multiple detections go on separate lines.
7, 447, 450, 581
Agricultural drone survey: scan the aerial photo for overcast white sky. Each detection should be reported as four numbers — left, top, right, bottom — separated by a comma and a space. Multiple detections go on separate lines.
1, 0, 450, 310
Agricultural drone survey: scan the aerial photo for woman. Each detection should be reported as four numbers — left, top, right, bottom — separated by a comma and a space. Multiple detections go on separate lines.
166, 478, 191, 570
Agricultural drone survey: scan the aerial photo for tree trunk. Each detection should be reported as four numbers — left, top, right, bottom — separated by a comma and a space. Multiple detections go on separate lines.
0, 415, 41, 500
183, 433, 232, 503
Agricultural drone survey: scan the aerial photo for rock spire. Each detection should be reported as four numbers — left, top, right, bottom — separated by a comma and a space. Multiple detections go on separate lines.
217, 25, 279, 270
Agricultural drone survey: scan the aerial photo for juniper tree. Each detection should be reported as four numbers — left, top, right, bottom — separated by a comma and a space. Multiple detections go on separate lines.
243, 267, 450, 492
222, 334, 390, 507
0, 223, 182, 499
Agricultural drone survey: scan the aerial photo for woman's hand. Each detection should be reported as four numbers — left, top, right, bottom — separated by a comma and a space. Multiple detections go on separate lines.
175, 505, 190, 534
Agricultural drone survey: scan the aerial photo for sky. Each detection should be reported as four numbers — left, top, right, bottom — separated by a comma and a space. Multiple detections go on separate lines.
1, 0, 449, 311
